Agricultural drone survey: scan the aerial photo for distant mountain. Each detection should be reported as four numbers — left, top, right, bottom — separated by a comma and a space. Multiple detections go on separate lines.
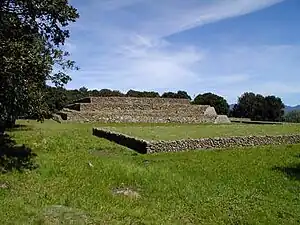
284, 105, 300, 113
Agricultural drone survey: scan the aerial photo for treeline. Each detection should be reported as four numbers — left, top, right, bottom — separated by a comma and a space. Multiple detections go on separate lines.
45, 86, 194, 113
44, 86, 295, 122
45, 86, 192, 112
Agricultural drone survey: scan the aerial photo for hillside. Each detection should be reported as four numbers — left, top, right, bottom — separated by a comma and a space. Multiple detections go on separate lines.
285, 105, 300, 112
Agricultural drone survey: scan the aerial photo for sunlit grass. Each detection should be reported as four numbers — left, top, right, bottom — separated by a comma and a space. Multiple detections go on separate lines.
0, 120, 300, 224
106, 123, 300, 140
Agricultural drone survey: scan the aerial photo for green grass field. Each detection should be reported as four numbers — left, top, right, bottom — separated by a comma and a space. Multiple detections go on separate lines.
105, 123, 300, 140
1, 120, 300, 224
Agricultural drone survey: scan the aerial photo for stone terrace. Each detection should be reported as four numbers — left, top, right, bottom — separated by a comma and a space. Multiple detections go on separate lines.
59, 97, 220, 123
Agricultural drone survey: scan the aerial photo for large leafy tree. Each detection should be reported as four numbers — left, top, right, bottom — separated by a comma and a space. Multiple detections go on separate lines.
0, 0, 79, 129
231, 92, 284, 121
44, 86, 68, 114
193, 92, 229, 115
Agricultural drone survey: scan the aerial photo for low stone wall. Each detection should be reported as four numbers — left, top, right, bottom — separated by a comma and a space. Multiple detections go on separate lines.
93, 128, 300, 154
146, 135, 300, 153
92, 128, 148, 154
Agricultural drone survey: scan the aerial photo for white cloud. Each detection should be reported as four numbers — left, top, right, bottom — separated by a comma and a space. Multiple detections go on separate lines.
134, 0, 285, 39
98, 0, 146, 11
65, 0, 300, 104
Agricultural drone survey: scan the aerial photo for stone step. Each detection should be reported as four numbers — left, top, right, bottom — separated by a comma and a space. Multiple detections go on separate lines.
63, 111, 216, 123
65, 103, 211, 113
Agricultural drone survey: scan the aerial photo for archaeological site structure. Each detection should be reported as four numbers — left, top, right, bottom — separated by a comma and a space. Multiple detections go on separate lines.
58, 97, 229, 123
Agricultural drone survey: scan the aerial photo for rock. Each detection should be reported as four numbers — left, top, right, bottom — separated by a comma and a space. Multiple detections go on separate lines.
0, 182, 9, 189
52, 114, 62, 123
113, 187, 140, 199
40, 205, 91, 225
204, 106, 218, 117
214, 115, 231, 124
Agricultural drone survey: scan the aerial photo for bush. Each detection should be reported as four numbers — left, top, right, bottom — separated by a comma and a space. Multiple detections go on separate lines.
284, 110, 300, 123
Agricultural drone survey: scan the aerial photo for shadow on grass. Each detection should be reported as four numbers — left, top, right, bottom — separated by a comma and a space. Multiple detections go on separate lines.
273, 164, 300, 181
0, 133, 38, 173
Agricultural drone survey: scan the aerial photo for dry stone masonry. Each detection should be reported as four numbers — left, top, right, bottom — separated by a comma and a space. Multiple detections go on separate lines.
59, 97, 230, 123
93, 128, 300, 154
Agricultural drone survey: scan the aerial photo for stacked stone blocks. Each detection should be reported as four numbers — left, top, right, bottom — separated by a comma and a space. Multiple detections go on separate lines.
60, 97, 221, 123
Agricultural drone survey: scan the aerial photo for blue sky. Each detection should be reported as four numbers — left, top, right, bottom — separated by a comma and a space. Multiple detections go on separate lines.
65, 0, 300, 105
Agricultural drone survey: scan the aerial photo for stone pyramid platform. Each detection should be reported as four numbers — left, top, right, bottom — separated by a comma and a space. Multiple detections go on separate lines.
58, 97, 228, 123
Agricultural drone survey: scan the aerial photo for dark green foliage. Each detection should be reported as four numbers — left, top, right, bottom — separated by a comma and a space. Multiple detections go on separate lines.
231, 92, 285, 121
79, 86, 88, 93
97, 89, 124, 97
44, 86, 68, 113
43, 87, 126, 114
193, 92, 229, 115
161, 90, 191, 100
0, 0, 79, 129
176, 91, 192, 100
284, 110, 300, 123
43, 88, 194, 113
126, 90, 160, 98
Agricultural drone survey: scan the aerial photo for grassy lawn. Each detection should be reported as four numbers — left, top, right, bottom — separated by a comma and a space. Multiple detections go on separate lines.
0, 120, 300, 224
105, 123, 300, 140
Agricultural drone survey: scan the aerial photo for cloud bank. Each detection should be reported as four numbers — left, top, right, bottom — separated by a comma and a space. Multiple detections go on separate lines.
66, 0, 300, 104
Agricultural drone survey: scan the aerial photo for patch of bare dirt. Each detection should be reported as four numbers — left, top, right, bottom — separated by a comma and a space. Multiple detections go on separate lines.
112, 187, 141, 199
39, 205, 93, 225
0, 181, 9, 189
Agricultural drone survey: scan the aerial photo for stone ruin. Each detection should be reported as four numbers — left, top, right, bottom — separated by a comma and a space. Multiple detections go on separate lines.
58, 97, 230, 124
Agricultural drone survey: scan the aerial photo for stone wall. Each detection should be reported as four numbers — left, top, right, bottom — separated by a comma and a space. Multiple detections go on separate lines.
92, 128, 300, 154
89, 97, 191, 105
92, 128, 148, 154
61, 97, 220, 123
146, 135, 300, 153
62, 109, 217, 123
67, 103, 212, 114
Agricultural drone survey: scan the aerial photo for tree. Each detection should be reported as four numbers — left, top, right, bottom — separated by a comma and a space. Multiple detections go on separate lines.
162, 91, 191, 100
126, 90, 160, 98
176, 91, 191, 100
1, 0, 79, 130
79, 86, 88, 93
264, 96, 285, 121
193, 93, 229, 115
44, 86, 68, 114
284, 110, 300, 123
231, 92, 284, 121
98, 89, 124, 97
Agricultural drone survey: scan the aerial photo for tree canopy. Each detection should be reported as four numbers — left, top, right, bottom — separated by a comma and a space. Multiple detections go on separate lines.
230, 92, 284, 121
193, 93, 229, 115
126, 90, 160, 98
284, 110, 300, 123
0, 0, 79, 129
161, 91, 191, 100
